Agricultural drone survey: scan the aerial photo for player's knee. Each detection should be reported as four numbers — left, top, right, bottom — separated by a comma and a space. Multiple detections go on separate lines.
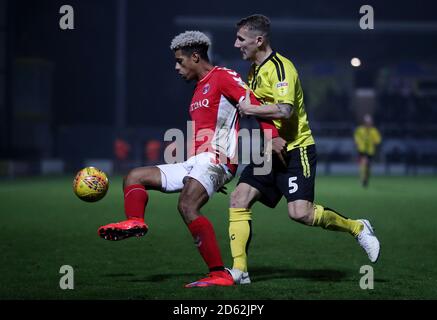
125, 168, 144, 186
125, 167, 158, 188
288, 206, 312, 224
230, 188, 249, 208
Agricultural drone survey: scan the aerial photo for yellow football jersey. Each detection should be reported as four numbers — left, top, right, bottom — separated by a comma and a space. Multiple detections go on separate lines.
354, 126, 381, 156
247, 52, 315, 151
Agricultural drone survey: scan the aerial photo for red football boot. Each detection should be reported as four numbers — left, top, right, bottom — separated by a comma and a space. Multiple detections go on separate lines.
98, 218, 148, 241
185, 270, 234, 288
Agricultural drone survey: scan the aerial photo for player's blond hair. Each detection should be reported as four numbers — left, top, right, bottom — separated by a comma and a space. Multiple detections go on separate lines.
170, 31, 211, 50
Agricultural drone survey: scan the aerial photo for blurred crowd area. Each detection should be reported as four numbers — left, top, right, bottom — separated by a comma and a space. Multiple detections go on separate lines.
2, 57, 437, 177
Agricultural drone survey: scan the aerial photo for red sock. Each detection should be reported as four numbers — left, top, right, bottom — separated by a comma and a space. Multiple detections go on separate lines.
188, 216, 224, 271
124, 184, 148, 220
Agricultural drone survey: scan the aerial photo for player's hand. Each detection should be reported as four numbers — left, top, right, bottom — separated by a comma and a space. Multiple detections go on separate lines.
237, 89, 252, 117
271, 136, 287, 168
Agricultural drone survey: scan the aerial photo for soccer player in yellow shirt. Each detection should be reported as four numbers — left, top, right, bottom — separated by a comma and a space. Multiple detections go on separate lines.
227, 14, 381, 284
354, 114, 382, 187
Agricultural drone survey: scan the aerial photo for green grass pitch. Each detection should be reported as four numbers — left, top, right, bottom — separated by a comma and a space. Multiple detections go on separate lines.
0, 175, 436, 300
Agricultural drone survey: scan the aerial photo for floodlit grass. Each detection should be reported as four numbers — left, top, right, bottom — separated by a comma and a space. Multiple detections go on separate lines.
1, 175, 436, 299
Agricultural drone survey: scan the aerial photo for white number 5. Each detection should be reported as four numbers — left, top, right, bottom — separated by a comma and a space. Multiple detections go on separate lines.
289, 176, 298, 194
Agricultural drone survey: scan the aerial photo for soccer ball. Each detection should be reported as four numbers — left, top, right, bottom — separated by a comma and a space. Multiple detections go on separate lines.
73, 167, 109, 202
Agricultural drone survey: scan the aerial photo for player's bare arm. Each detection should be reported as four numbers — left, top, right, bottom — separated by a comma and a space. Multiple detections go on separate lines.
237, 88, 293, 119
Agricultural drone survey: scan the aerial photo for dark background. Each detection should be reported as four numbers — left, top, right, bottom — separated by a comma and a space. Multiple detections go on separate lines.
1, 0, 437, 172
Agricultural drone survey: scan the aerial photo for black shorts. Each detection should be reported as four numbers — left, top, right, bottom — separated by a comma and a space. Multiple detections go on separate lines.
238, 144, 317, 208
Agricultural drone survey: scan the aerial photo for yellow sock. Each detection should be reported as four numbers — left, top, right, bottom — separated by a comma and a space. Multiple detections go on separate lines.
229, 208, 252, 272
312, 204, 363, 237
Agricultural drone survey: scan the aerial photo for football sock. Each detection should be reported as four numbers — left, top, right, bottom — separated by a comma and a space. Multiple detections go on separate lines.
364, 164, 370, 186
188, 216, 224, 271
229, 208, 252, 272
312, 204, 363, 237
360, 162, 368, 186
124, 184, 148, 220
359, 162, 365, 182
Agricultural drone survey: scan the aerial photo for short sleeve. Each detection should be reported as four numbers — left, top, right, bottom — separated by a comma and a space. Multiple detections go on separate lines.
218, 68, 261, 106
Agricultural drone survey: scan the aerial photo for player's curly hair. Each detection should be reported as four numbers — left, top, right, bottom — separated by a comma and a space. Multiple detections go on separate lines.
170, 31, 211, 61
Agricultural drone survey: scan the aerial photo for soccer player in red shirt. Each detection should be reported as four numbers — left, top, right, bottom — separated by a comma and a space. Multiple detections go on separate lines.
98, 31, 283, 287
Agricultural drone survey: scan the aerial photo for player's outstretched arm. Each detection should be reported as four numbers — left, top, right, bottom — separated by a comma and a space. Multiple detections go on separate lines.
237, 89, 293, 120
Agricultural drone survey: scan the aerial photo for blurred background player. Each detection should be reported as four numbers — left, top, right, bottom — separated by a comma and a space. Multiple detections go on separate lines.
113, 138, 131, 173
354, 114, 382, 187
227, 14, 381, 284
98, 31, 281, 287
144, 139, 162, 165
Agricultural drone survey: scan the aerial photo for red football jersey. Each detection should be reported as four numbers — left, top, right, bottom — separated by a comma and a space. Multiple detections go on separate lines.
189, 66, 277, 173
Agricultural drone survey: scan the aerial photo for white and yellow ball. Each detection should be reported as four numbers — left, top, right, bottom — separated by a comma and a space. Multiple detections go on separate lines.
73, 167, 109, 202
